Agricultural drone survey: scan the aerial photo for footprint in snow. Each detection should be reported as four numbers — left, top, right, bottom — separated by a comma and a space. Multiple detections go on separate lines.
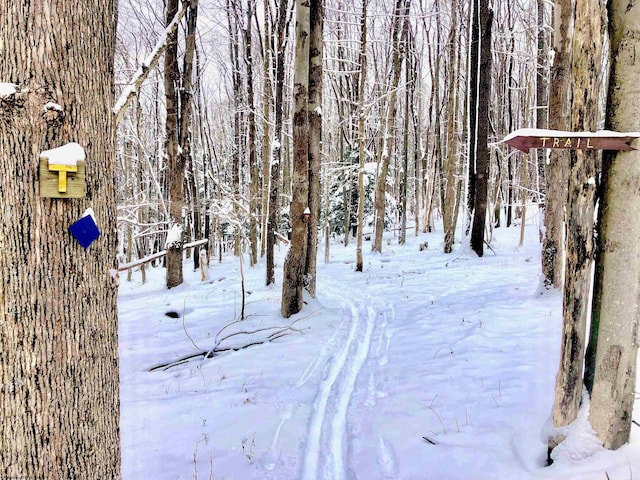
377, 436, 399, 478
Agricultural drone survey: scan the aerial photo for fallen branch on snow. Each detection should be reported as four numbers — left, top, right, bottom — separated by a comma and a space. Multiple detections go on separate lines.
149, 312, 317, 371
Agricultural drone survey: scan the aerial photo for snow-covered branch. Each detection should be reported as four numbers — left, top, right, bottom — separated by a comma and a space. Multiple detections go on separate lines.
113, 0, 189, 126
148, 313, 317, 372
118, 238, 207, 272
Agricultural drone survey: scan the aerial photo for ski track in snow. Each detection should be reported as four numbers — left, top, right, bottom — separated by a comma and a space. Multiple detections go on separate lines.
301, 288, 380, 480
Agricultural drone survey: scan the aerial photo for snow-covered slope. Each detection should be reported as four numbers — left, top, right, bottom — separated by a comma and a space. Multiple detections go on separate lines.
119, 219, 640, 479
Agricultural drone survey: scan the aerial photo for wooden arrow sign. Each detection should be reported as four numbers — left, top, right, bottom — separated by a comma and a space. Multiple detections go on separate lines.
503, 129, 640, 153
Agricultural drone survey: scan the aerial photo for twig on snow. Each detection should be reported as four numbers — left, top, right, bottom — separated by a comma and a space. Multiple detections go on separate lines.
149, 311, 318, 371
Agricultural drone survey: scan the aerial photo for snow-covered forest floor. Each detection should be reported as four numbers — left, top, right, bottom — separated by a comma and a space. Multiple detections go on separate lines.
119, 216, 640, 479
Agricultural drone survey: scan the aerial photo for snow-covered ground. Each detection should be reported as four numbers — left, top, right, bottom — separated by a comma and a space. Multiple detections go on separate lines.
119, 217, 640, 479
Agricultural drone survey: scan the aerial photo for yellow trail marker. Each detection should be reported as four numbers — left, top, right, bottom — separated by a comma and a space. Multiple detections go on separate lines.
48, 163, 78, 193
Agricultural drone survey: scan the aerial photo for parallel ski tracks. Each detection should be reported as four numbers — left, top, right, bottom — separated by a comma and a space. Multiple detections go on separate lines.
301, 293, 378, 480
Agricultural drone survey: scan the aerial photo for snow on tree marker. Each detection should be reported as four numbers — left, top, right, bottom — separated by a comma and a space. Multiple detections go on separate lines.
39, 142, 86, 198
503, 128, 640, 153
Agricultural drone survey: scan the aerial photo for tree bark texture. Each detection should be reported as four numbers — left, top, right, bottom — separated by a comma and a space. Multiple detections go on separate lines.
355, 0, 368, 273
245, 0, 259, 267
266, 0, 289, 286
467, 0, 479, 234
587, 0, 640, 450
304, 0, 323, 297
165, 0, 184, 289
535, 0, 549, 215
549, 0, 605, 454
181, 0, 199, 272
260, 0, 273, 259
443, 0, 459, 254
470, 4, 492, 256
282, 0, 311, 318
543, 0, 573, 288
424, 2, 442, 235
0, 1, 120, 477
399, 67, 410, 245
227, 0, 243, 258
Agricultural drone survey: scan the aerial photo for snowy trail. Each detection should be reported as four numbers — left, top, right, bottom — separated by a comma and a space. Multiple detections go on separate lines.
301, 288, 379, 480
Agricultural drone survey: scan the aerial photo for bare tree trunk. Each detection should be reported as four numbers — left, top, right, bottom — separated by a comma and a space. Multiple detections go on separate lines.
586, 0, 640, 450
135, 99, 148, 284
355, 0, 368, 273
442, 0, 459, 254
535, 0, 549, 243
424, 1, 442, 235
504, 1, 516, 229
548, 0, 604, 456
411, 60, 421, 237
282, 0, 311, 317
0, 1, 120, 476
124, 130, 135, 281
470, 3, 492, 256
181, 0, 199, 272
304, 0, 323, 297
266, 0, 290, 285
245, 0, 259, 267
165, 0, 184, 289
542, 0, 572, 288
399, 72, 409, 246
261, 0, 273, 259
467, 0, 479, 235
226, 0, 243, 258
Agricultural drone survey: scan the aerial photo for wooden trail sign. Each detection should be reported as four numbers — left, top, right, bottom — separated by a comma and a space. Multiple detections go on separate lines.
39, 142, 86, 198
503, 129, 640, 153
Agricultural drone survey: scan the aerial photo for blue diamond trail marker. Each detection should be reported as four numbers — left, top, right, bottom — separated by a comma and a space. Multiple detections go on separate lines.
69, 213, 100, 249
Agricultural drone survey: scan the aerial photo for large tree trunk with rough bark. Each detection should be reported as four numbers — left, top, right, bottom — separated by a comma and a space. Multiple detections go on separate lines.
0, 1, 120, 477
548, 0, 605, 456
305, 0, 323, 297
543, 0, 572, 288
535, 0, 549, 241
467, 0, 479, 234
586, 0, 640, 450
470, 3, 492, 256
165, 0, 184, 289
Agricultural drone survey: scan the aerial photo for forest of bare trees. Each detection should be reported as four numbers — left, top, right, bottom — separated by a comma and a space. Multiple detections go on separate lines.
114, 0, 548, 282
112, 0, 640, 457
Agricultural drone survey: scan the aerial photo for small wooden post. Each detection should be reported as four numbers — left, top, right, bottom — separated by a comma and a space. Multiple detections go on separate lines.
199, 249, 208, 281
